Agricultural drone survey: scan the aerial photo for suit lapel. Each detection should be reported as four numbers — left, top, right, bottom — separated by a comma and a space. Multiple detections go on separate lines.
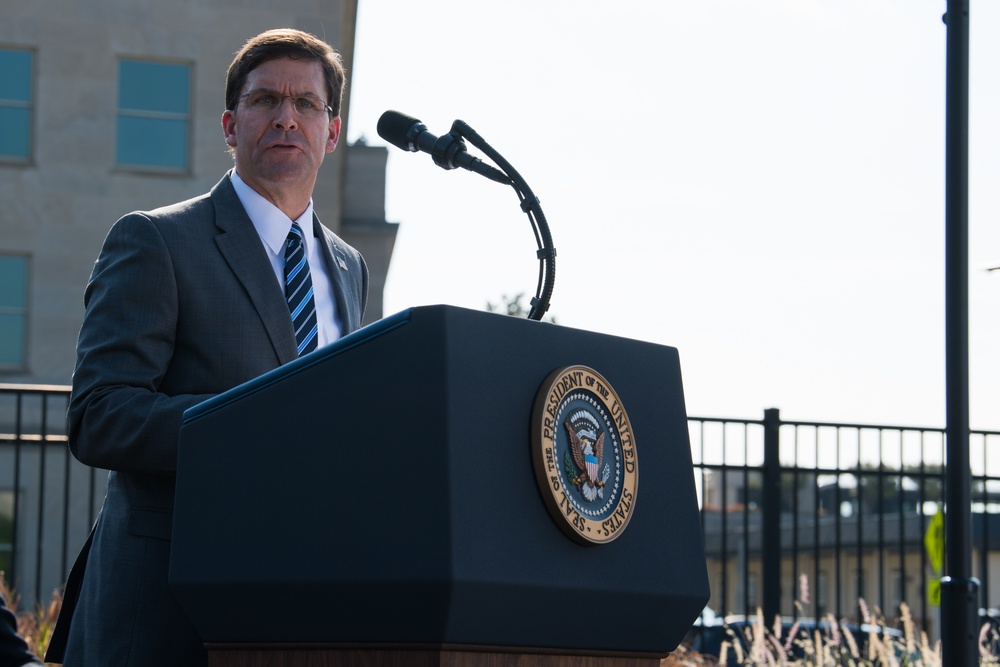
313, 215, 360, 334
211, 176, 299, 365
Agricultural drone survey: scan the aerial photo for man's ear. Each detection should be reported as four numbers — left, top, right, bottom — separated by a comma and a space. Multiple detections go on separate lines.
222, 110, 237, 147
326, 116, 342, 153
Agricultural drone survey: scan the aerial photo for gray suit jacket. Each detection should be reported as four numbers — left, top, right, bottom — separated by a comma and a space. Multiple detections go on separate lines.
47, 174, 368, 666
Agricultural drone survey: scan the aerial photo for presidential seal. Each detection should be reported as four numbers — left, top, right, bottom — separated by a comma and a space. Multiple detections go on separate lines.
531, 365, 638, 545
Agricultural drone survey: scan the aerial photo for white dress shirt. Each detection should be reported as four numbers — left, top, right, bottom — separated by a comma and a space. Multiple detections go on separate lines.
230, 170, 342, 346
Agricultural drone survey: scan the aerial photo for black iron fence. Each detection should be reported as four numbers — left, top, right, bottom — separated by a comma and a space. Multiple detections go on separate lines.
0, 383, 105, 606
690, 408, 1000, 634
3, 383, 1000, 637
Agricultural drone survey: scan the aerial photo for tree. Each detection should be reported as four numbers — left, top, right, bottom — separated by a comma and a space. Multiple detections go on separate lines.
485, 293, 557, 323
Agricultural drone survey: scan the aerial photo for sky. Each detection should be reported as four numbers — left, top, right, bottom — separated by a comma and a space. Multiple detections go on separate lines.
344, 1, 999, 431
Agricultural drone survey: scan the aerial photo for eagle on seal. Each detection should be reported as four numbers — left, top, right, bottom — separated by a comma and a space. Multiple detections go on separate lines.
565, 418, 606, 502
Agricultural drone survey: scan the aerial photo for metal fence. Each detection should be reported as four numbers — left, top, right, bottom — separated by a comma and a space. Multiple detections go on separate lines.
0, 384, 106, 606
690, 408, 1000, 635
3, 383, 1000, 637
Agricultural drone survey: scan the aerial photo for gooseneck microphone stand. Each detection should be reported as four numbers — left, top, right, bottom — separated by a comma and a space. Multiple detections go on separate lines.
446, 120, 555, 322
378, 108, 557, 322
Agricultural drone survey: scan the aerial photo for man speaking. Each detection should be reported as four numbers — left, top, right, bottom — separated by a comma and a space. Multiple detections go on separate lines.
46, 28, 368, 666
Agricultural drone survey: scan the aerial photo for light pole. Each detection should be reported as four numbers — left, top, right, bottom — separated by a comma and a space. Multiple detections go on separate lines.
941, 1, 978, 666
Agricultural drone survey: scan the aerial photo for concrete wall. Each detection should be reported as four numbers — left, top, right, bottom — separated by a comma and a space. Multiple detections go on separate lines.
343, 141, 399, 324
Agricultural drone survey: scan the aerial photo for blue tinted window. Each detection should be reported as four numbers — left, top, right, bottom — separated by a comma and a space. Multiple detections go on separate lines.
119, 60, 189, 114
0, 108, 30, 156
0, 49, 32, 159
116, 60, 191, 169
116, 116, 188, 168
0, 256, 28, 369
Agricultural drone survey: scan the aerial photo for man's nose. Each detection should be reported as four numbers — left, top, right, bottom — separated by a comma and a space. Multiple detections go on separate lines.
272, 97, 298, 130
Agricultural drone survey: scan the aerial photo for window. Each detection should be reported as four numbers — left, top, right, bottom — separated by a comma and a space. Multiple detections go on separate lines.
816, 570, 828, 613
0, 48, 33, 161
116, 59, 191, 170
0, 490, 12, 576
746, 572, 758, 610
0, 255, 28, 370
892, 569, 907, 610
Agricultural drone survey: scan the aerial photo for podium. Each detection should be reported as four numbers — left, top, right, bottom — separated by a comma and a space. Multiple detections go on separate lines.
170, 305, 709, 666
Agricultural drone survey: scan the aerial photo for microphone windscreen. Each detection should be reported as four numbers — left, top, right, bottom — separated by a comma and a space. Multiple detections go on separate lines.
377, 110, 421, 151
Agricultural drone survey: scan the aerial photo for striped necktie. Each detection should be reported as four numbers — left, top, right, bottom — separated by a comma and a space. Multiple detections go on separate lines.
284, 221, 318, 355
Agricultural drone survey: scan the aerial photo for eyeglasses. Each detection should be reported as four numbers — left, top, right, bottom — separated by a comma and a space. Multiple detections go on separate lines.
238, 89, 333, 119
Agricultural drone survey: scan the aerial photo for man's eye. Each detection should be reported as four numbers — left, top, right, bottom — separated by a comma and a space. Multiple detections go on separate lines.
297, 98, 316, 110
253, 94, 277, 106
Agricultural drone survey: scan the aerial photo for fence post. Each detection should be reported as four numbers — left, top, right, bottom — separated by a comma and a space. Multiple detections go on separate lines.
763, 408, 781, 624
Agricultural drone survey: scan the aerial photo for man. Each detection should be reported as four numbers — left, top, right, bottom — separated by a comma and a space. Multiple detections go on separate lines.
1, 593, 41, 666
45, 29, 368, 666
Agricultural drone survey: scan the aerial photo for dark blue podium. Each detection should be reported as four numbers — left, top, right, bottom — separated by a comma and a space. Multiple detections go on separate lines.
169, 305, 708, 666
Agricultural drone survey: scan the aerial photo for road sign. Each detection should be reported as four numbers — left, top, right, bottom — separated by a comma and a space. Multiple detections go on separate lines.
928, 578, 941, 607
924, 507, 945, 574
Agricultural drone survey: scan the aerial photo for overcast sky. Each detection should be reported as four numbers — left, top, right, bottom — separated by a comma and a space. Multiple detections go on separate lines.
344, 1, 999, 431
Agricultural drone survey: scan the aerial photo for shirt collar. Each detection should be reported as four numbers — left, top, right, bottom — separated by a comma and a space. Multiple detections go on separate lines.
230, 170, 315, 257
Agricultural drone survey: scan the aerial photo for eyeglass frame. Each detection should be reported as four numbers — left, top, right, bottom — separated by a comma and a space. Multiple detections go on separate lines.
237, 88, 335, 119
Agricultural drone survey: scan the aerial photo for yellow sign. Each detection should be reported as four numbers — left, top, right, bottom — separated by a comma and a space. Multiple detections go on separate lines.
924, 508, 945, 574
927, 578, 941, 607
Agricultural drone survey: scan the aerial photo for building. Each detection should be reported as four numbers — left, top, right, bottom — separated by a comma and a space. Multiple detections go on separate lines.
0, 0, 397, 385
698, 466, 1000, 636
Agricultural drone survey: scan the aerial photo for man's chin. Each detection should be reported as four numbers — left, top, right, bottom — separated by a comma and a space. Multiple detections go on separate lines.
257, 161, 316, 185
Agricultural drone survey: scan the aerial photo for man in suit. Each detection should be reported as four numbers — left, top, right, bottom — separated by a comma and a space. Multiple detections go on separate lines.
45, 28, 368, 666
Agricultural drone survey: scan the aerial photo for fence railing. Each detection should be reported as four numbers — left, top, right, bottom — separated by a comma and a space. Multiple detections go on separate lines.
4, 383, 1000, 637
0, 383, 106, 606
690, 408, 1000, 634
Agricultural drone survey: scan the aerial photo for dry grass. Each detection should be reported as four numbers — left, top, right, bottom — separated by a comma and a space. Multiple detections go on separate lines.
665, 597, 1000, 667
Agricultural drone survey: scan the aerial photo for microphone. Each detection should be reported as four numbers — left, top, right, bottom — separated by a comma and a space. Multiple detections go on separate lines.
377, 110, 510, 184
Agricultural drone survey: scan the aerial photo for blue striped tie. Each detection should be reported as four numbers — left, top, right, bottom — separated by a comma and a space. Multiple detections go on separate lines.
284, 222, 318, 355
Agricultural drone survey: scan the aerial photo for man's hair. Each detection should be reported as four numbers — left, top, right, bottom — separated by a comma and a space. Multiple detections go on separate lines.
225, 28, 346, 117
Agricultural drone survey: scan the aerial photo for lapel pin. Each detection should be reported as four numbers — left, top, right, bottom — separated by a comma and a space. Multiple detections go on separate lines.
337, 257, 348, 271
